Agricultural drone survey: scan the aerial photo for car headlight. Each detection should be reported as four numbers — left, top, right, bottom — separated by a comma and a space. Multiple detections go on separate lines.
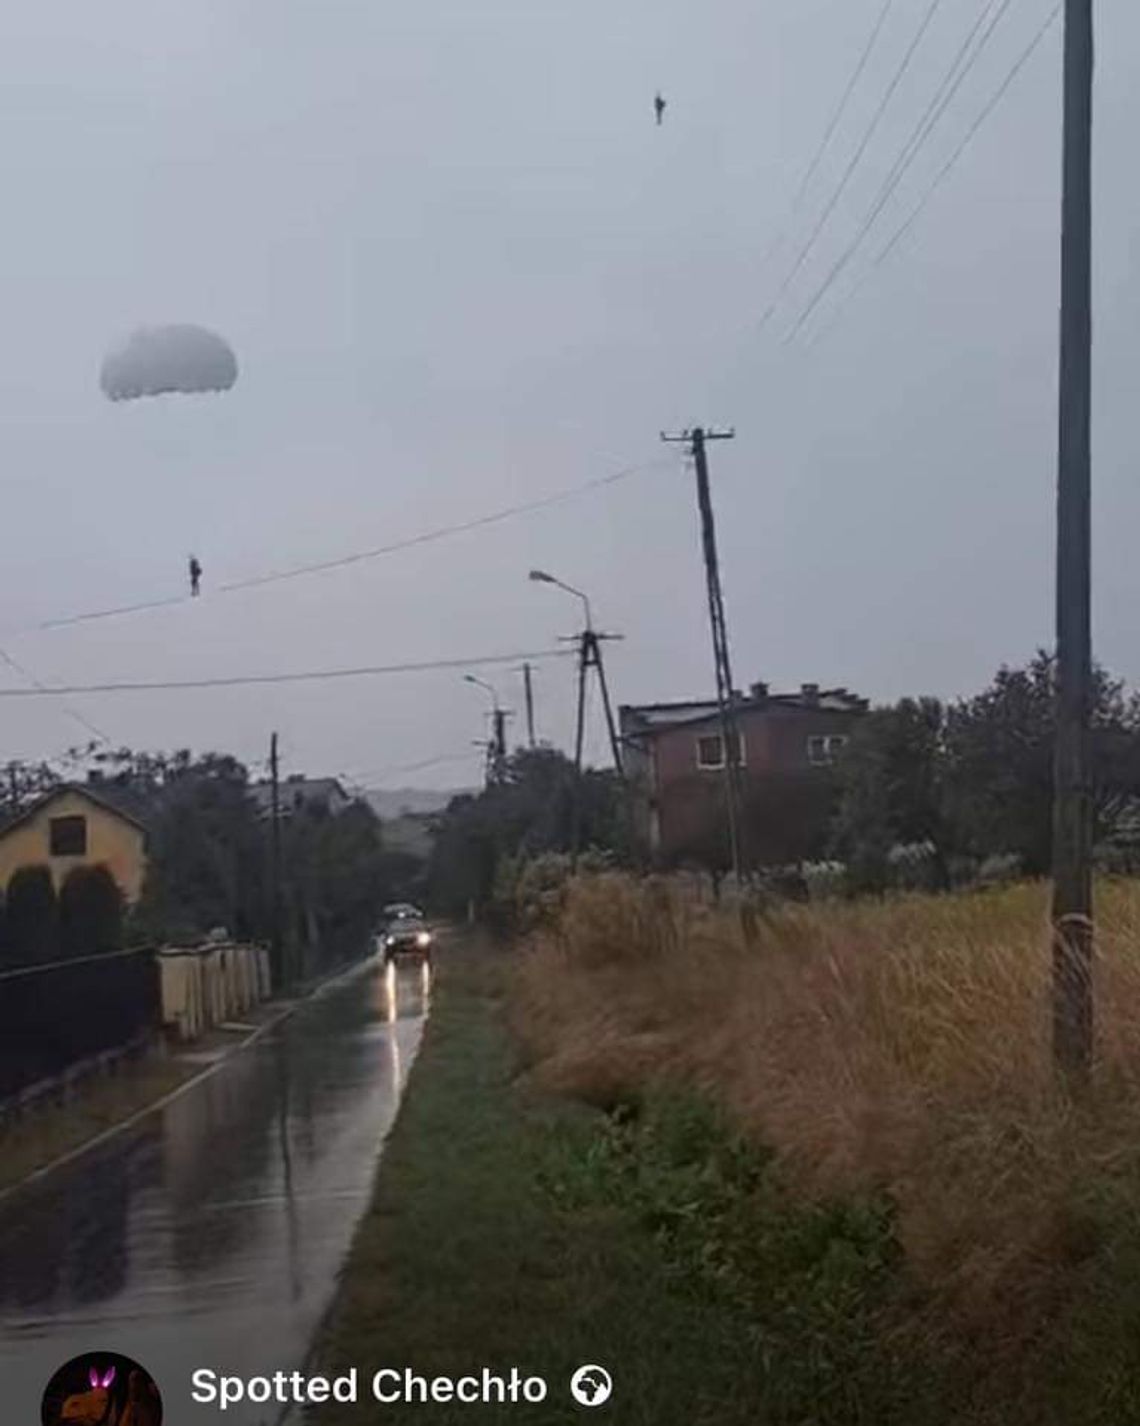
385, 935, 396, 947
416, 931, 431, 948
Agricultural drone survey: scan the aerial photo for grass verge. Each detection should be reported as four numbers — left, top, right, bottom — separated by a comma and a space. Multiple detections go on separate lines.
307, 942, 796, 1426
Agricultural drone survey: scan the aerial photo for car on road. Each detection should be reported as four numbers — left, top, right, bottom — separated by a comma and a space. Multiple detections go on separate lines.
380, 915, 433, 965
382, 901, 424, 922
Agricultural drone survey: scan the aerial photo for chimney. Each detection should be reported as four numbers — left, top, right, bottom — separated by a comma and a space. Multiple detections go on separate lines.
800, 682, 820, 703
750, 681, 769, 700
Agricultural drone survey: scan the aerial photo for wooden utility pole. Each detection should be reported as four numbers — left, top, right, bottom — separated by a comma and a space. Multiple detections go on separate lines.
661, 426, 747, 885
1052, 0, 1095, 1078
269, 732, 284, 994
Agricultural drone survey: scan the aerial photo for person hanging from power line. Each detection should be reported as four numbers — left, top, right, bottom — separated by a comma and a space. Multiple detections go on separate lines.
654, 92, 666, 125
188, 554, 202, 597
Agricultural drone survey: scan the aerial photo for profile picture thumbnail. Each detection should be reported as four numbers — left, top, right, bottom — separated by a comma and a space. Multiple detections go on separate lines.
41, 1350, 163, 1426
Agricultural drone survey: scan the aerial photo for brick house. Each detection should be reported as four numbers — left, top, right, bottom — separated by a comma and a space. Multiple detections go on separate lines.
619, 682, 868, 867
250, 776, 351, 822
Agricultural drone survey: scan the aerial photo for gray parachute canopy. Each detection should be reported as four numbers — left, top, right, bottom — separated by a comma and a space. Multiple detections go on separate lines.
100, 324, 238, 401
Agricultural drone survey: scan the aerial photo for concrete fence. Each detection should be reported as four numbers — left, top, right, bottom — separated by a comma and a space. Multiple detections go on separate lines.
158, 941, 272, 1043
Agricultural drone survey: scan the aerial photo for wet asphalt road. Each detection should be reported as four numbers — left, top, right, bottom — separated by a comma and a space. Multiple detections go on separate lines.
1, 955, 429, 1425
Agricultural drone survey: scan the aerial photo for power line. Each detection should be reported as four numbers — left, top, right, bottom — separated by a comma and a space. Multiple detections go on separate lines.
758, 0, 898, 276
14, 456, 669, 640
0, 646, 111, 744
805, 2, 1061, 350
0, 646, 578, 699
782, 0, 1021, 345
757, 0, 947, 334
341, 751, 481, 785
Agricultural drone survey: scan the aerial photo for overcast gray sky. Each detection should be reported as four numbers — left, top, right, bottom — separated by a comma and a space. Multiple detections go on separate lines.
0, 0, 1134, 790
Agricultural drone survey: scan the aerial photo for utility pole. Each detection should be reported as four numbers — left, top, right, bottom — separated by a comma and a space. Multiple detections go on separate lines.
661, 426, 747, 886
564, 627, 625, 862
521, 663, 536, 748
492, 706, 509, 779
1052, 0, 1094, 1078
269, 732, 284, 994
464, 674, 510, 785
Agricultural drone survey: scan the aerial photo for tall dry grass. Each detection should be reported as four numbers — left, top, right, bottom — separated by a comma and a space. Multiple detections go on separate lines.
510, 873, 1140, 1349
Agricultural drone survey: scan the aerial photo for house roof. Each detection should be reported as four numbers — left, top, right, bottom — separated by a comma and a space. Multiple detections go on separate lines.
0, 782, 150, 840
619, 686, 868, 738
250, 776, 350, 814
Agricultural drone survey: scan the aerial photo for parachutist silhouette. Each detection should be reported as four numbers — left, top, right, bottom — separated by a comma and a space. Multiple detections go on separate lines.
188, 556, 202, 597
655, 92, 666, 126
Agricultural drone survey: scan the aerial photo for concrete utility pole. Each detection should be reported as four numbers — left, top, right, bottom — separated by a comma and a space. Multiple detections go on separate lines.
529, 568, 625, 863
464, 675, 511, 786
1052, 0, 1095, 1078
564, 629, 626, 863
661, 426, 747, 886
269, 732, 284, 993
492, 706, 508, 777
521, 663, 536, 748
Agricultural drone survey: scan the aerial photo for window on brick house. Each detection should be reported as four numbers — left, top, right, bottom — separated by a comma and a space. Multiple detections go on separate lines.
807, 734, 848, 765
49, 815, 87, 856
696, 732, 743, 769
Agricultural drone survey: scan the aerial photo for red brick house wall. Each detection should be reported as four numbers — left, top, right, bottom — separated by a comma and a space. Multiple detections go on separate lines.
621, 687, 867, 868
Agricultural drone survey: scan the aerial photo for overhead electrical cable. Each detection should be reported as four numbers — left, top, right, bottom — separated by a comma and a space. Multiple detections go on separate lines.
804, 1, 1061, 349
0, 647, 578, 699
757, 0, 947, 334
7, 455, 669, 640
757, 0, 897, 274
781, 0, 1022, 344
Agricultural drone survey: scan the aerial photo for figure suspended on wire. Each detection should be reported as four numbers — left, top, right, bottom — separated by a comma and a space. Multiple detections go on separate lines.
654, 92, 666, 126
188, 555, 202, 597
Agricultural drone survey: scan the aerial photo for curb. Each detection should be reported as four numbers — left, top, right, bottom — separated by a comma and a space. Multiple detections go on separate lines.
0, 952, 382, 1208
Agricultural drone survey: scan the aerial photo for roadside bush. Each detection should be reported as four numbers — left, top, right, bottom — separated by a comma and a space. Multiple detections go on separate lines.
801, 860, 847, 900
539, 1090, 920, 1424
4, 864, 59, 966
493, 848, 619, 937
59, 864, 124, 958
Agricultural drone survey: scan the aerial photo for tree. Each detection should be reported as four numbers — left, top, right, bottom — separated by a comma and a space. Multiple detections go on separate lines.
59, 864, 124, 958
134, 753, 266, 944
282, 799, 387, 976
943, 651, 1140, 874
4, 865, 59, 966
0, 759, 61, 814
832, 698, 949, 893
426, 746, 628, 917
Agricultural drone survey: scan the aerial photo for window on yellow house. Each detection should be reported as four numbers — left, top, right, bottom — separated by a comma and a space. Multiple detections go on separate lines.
49, 815, 87, 857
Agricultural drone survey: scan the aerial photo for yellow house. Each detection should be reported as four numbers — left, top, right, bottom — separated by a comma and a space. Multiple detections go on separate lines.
0, 784, 148, 904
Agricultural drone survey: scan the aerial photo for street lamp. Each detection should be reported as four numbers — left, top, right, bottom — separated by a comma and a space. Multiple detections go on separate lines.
528, 568, 593, 631
463, 673, 500, 712
464, 674, 507, 783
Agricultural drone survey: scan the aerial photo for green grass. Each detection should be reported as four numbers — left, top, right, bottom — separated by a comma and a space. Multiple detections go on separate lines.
307, 944, 964, 1425
307, 946, 767, 1425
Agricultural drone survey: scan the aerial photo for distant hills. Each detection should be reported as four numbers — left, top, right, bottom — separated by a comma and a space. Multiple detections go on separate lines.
363, 787, 474, 820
